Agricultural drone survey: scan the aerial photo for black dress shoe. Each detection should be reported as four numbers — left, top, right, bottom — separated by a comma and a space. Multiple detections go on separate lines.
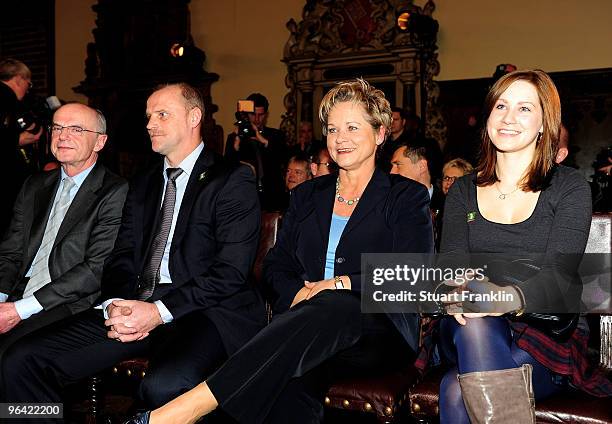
122, 410, 150, 424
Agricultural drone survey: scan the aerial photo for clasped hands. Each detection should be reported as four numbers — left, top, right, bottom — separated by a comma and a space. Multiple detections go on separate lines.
290, 276, 351, 308
104, 300, 163, 343
438, 276, 522, 325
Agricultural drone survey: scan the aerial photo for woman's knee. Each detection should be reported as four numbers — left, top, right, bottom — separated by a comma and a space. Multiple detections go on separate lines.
441, 316, 510, 346
303, 290, 360, 324
139, 368, 201, 409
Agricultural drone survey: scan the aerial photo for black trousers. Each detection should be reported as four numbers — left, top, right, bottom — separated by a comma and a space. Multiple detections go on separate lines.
0, 304, 72, 363
207, 290, 414, 424
1, 308, 227, 423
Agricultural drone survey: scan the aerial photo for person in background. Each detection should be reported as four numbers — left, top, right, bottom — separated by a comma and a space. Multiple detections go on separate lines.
284, 153, 312, 192
0, 59, 42, 233
288, 121, 321, 158
441, 158, 474, 196
225, 92, 287, 211
309, 145, 336, 178
390, 140, 445, 250
554, 124, 569, 164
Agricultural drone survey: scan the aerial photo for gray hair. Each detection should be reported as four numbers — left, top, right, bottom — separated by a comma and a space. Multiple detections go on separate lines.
0, 58, 31, 81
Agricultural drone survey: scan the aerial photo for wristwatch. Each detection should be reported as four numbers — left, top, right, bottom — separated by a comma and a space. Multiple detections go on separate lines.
334, 276, 345, 290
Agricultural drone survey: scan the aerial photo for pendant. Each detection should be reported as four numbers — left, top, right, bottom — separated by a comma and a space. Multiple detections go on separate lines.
498, 194, 507, 200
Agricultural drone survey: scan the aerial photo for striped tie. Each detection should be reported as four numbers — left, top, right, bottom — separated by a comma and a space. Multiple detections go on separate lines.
24, 177, 76, 297
137, 167, 183, 301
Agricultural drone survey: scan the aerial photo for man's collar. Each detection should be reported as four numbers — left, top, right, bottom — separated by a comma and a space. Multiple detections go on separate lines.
427, 184, 434, 199
163, 142, 204, 178
60, 162, 96, 188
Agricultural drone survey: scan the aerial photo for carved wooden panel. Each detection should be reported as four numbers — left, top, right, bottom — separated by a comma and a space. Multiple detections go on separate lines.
282, 0, 446, 147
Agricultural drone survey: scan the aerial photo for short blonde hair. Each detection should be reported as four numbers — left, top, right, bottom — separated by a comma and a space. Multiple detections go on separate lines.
319, 78, 391, 136
443, 158, 473, 176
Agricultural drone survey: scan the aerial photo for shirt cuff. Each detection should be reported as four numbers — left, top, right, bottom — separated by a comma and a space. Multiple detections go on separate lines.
14, 296, 44, 320
98, 298, 123, 319
154, 300, 173, 324
0, 292, 8, 302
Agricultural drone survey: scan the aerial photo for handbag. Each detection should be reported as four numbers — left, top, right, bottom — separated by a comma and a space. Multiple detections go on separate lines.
491, 258, 579, 343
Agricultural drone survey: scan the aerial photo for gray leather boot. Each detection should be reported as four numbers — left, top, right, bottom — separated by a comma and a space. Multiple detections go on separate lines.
457, 364, 535, 423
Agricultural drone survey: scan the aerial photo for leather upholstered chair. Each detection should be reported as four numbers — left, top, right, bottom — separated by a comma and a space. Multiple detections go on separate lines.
325, 366, 420, 423
408, 213, 612, 424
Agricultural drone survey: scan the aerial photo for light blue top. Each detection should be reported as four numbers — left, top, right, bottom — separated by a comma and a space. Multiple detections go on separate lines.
324, 213, 350, 279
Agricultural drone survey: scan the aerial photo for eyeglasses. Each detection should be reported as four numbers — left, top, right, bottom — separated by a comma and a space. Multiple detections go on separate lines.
49, 124, 104, 136
19, 75, 33, 89
442, 176, 458, 183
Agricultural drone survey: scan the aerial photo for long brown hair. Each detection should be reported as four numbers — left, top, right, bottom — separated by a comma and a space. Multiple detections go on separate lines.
476, 69, 560, 191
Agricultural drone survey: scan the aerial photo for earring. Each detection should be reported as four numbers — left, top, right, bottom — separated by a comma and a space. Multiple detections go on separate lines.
537, 132, 543, 142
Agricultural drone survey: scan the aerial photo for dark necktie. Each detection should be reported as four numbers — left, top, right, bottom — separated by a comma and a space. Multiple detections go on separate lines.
138, 167, 183, 300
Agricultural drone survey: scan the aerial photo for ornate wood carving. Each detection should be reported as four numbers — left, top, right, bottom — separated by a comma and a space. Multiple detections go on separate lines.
282, 0, 446, 147
74, 0, 222, 176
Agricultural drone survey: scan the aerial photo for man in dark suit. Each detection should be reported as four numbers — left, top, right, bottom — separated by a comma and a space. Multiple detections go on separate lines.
390, 140, 445, 250
224, 92, 287, 211
0, 102, 127, 355
0, 59, 43, 233
2, 83, 264, 413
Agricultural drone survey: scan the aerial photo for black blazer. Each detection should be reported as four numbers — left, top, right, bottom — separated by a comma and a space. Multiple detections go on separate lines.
264, 168, 434, 350
101, 148, 265, 354
0, 163, 128, 316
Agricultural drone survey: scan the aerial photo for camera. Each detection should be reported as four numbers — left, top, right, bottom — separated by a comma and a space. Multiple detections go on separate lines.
16, 95, 61, 134
234, 99, 256, 141
593, 146, 612, 184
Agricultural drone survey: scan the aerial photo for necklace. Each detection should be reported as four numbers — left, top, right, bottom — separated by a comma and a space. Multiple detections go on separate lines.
495, 182, 520, 200
335, 178, 360, 206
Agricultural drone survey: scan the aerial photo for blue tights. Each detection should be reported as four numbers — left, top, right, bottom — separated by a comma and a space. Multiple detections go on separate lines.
438, 316, 563, 424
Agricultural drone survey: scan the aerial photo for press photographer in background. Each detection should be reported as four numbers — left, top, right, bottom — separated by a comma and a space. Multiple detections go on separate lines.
225, 93, 287, 211
592, 146, 612, 212
0, 59, 43, 233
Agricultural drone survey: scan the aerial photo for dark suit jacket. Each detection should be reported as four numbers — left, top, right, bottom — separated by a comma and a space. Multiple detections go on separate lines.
263, 168, 434, 350
0, 163, 128, 316
225, 126, 288, 211
101, 148, 265, 354
0, 83, 26, 234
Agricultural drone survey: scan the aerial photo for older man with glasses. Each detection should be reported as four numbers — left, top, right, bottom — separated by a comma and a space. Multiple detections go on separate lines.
0, 102, 127, 359
0, 58, 44, 232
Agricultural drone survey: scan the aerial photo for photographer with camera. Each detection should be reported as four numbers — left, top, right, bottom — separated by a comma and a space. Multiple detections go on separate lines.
0, 58, 43, 233
225, 92, 287, 211
592, 146, 612, 212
